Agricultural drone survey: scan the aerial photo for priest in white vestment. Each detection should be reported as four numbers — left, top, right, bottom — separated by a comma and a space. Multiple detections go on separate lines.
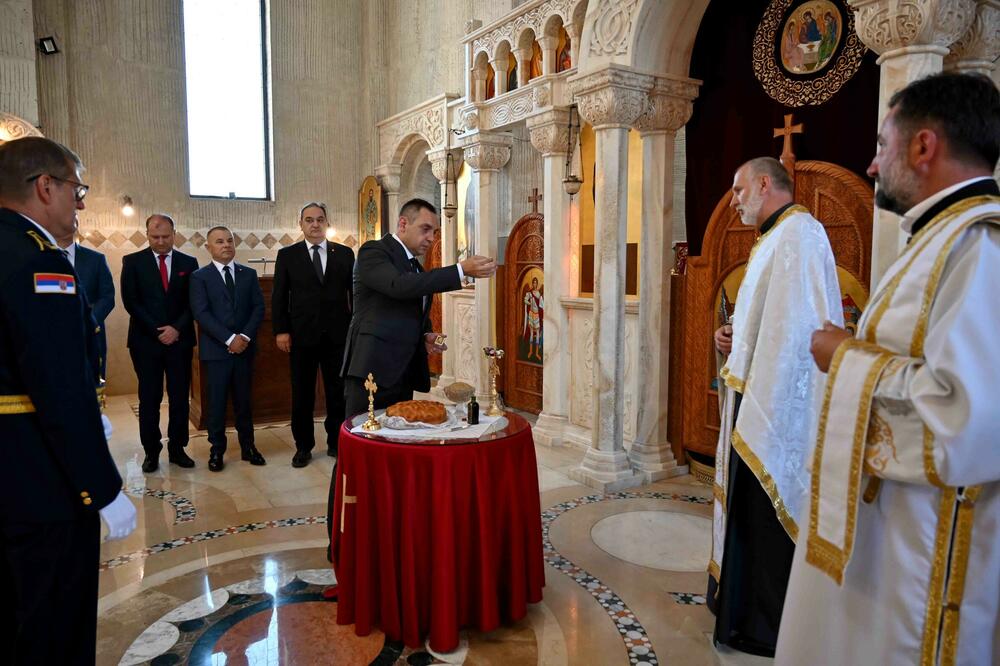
710, 157, 843, 656
777, 72, 1000, 666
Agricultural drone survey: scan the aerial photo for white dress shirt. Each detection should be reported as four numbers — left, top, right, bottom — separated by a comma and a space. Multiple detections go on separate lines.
152, 248, 173, 279
60, 241, 77, 267
307, 239, 328, 274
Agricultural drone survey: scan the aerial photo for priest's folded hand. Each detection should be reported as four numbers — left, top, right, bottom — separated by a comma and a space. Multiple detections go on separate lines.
810, 321, 852, 373
99, 491, 138, 541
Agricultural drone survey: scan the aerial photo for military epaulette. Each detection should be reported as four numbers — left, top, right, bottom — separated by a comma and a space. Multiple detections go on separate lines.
26, 230, 58, 252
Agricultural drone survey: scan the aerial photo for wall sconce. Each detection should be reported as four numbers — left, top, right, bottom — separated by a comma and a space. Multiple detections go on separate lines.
562, 105, 583, 197
37, 37, 59, 55
120, 195, 135, 217
442, 152, 458, 219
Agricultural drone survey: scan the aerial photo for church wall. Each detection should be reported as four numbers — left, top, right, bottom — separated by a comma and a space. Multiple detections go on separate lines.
0, 0, 38, 124
30, 0, 370, 395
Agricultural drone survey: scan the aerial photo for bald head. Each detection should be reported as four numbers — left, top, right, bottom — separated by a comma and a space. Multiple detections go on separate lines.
730, 157, 795, 228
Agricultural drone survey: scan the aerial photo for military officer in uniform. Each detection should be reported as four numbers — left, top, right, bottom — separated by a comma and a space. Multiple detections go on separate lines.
0, 136, 137, 664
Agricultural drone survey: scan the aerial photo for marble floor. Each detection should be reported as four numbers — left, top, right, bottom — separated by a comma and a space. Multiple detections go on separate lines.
97, 394, 772, 666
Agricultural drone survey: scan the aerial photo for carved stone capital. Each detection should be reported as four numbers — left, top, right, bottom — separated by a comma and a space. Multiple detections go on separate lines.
570, 66, 653, 129
634, 76, 699, 135
945, 0, 1000, 73
849, 0, 977, 57
527, 108, 572, 156
459, 133, 512, 172
375, 164, 401, 193
0, 113, 42, 144
427, 148, 463, 184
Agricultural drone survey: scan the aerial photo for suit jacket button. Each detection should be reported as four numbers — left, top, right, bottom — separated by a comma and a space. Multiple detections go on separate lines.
80, 491, 90, 498
83, 497, 93, 506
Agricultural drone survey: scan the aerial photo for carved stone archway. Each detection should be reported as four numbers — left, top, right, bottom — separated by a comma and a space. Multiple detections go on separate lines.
0, 112, 43, 144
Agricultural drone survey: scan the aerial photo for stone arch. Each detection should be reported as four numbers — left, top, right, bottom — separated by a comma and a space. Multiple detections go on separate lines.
398, 138, 440, 213
390, 132, 433, 167
473, 50, 493, 102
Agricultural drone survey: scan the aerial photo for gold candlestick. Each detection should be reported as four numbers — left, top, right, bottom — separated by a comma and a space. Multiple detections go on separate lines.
482, 347, 505, 417
362, 372, 381, 431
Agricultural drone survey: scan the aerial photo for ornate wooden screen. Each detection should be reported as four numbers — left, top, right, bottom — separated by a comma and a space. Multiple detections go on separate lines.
674, 160, 873, 457
501, 213, 544, 413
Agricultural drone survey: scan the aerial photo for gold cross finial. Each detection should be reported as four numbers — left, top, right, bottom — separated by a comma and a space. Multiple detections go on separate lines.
364, 372, 377, 395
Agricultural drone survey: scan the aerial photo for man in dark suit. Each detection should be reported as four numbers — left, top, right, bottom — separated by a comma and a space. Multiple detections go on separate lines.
190, 225, 267, 472
55, 220, 115, 378
342, 198, 497, 415
272, 202, 354, 467
0, 136, 136, 663
121, 214, 199, 472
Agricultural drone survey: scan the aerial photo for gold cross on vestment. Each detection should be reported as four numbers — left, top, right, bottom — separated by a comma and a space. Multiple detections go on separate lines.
773, 114, 803, 166
528, 187, 543, 214
340, 474, 356, 533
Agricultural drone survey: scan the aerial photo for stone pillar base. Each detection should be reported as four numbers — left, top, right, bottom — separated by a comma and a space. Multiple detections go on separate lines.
629, 441, 688, 482
568, 448, 644, 493
533, 412, 569, 447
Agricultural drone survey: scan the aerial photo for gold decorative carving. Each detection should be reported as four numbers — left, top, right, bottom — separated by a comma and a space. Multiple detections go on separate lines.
753, 0, 868, 107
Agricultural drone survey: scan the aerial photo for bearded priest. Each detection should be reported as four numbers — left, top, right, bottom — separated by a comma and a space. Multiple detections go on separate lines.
777, 72, 1000, 666
709, 156, 843, 657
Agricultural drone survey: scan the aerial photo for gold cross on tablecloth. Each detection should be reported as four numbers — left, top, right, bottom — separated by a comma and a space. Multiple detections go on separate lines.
340, 473, 356, 533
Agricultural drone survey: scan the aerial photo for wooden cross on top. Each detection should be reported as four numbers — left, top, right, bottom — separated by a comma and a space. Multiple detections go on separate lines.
773, 113, 803, 177
528, 187, 543, 214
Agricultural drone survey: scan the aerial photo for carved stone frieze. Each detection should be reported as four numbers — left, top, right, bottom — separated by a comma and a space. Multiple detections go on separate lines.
375, 164, 401, 194
455, 301, 478, 385
571, 67, 653, 129
470, 0, 578, 59
0, 113, 42, 143
849, 0, 977, 55
378, 97, 454, 165
527, 108, 572, 156
945, 0, 1000, 73
489, 86, 536, 127
634, 76, 699, 134
588, 0, 641, 56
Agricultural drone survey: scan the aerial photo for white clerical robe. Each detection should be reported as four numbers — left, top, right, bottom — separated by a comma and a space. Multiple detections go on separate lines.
776, 189, 1000, 665
711, 205, 843, 578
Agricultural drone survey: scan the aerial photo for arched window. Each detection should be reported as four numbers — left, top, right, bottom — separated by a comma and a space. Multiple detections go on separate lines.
182, 0, 272, 200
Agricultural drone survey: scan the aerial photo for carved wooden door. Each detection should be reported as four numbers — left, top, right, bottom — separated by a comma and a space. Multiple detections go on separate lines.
674, 160, 873, 457
502, 213, 544, 413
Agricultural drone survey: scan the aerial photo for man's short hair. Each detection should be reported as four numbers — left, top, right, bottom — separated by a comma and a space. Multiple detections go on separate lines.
146, 213, 175, 230
889, 72, 1000, 170
0, 136, 83, 203
741, 156, 793, 193
299, 201, 327, 219
206, 225, 233, 239
399, 198, 437, 222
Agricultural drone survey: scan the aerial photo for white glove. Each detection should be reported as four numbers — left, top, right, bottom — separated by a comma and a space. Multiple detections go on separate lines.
102, 414, 113, 441
99, 491, 137, 541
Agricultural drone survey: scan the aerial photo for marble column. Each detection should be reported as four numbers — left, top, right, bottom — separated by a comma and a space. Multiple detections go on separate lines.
0, 0, 39, 126
945, 0, 1000, 75
629, 77, 699, 482
565, 21, 583, 69
514, 46, 533, 87
539, 35, 559, 76
568, 66, 651, 492
428, 148, 463, 391
526, 108, 572, 447
458, 131, 512, 400
491, 57, 509, 96
849, 0, 977, 285
375, 164, 402, 232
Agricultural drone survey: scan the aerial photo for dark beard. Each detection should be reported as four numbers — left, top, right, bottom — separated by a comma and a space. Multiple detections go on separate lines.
874, 185, 910, 216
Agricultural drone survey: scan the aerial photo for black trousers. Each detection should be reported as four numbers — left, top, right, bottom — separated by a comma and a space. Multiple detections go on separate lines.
289, 339, 345, 454
204, 353, 255, 455
0, 513, 100, 664
130, 344, 192, 455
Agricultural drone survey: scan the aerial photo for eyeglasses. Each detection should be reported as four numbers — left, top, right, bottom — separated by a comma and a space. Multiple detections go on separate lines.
26, 173, 90, 202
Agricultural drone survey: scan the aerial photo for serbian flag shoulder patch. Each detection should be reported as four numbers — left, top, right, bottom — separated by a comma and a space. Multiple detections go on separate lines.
34, 273, 77, 294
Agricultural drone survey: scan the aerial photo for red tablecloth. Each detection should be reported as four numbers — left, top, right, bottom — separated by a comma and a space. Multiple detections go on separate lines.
331, 412, 545, 652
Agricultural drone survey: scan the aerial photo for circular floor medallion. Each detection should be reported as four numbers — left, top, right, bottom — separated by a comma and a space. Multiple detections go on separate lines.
591, 510, 711, 572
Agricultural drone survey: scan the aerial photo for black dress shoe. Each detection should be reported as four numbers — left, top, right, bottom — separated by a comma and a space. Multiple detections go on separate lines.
141, 455, 159, 473
326, 447, 337, 458
168, 449, 196, 468
241, 446, 266, 466
208, 452, 225, 472
291, 450, 311, 468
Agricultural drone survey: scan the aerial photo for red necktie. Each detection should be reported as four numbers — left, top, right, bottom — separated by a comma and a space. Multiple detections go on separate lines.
159, 254, 169, 291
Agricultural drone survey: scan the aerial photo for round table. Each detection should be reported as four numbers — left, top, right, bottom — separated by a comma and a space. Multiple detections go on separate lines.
331, 411, 545, 652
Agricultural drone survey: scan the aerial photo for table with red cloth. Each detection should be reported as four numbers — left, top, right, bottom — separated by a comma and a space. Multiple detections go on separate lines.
331, 411, 545, 652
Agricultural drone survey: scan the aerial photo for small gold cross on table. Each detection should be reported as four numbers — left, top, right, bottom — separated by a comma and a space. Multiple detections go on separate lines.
362, 372, 381, 431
